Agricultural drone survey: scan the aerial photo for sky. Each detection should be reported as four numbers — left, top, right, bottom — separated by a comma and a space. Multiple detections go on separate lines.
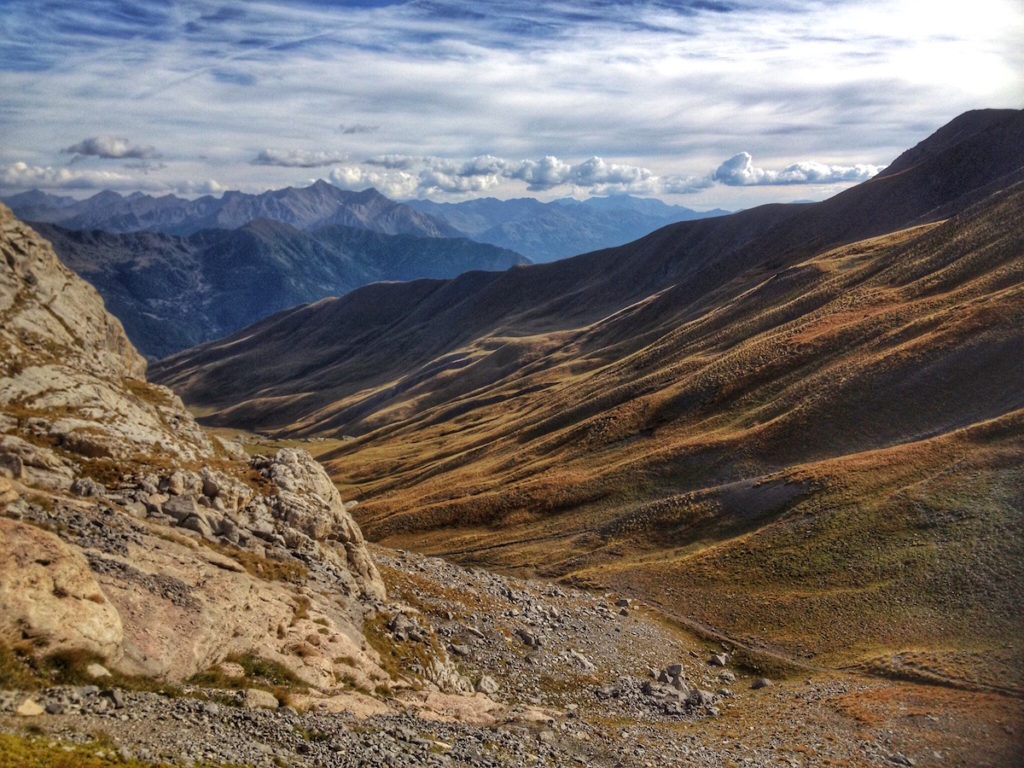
1, 0, 1021, 210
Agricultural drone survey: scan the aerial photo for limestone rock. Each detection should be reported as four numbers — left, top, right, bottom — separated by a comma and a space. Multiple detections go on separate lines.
243, 688, 280, 709
15, 698, 45, 717
0, 518, 123, 660
253, 449, 384, 600
86, 662, 113, 679
475, 675, 500, 695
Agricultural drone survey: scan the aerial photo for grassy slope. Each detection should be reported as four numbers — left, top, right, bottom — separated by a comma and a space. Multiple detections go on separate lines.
310, 184, 1024, 688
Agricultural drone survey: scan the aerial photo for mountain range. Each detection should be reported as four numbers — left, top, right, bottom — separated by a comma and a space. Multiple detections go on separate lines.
153, 107, 1024, 694
408, 194, 728, 262
4, 181, 460, 238
34, 219, 526, 358
6, 182, 733, 357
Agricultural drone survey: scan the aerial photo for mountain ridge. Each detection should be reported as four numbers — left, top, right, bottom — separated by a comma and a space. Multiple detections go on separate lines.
4, 181, 460, 239
35, 218, 527, 358
409, 194, 729, 262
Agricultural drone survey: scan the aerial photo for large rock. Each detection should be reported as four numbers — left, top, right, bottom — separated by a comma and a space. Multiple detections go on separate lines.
0, 518, 123, 659
0, 208, 393, 696
0, 205, 213, 463
254, 449, 384, 600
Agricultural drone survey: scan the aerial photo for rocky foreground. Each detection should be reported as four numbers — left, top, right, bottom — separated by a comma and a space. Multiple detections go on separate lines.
0, 203, 1021, 767
2, 541, 1021, 767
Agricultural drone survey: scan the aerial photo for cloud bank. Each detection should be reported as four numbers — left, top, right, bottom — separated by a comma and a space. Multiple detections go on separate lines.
325, 151, 871, 199
61, 136, 157, 160
713, 152, 882, 186
252, 149, 349, 168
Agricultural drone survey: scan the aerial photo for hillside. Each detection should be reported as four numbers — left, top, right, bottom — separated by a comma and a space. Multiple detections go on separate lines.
10, 202, 1020, 768
409, 194, 728, 262
36, 219, 526, 358
4, 181, 459, 238
153, 108, 1024, 694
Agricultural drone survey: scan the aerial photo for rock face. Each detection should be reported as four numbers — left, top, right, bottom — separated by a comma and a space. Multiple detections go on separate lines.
0, 518, 123, 659
254, 449, 384, 599
0, 203, 210, 468
0, 204, 390, 693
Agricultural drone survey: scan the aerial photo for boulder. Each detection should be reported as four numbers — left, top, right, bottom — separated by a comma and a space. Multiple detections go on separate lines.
15, 699, 44, 717
0, 518, 122, 660
252, 450, 384, 600
475, 675, 500, 695
243, 688, 279, 709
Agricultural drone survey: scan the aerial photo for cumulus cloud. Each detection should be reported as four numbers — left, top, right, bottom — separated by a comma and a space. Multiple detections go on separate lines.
176, 178, 226, 196
61, 136, 157, 160
319, 149, 881, 199
713, 152, 882, 186
328, 165, 419, 199
252, 149, 348, 168
0, 161, 160, 191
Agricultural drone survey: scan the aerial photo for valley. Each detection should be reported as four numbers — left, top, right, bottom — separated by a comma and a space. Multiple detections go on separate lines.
154, 110, 1024, 701
1, 108, 1022, 767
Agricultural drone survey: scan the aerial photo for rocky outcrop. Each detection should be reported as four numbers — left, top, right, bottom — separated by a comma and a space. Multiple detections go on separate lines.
0, 204, 393, 697
253, 449, 384, 599
0, 518, 122, 659
0, 203, 211, 465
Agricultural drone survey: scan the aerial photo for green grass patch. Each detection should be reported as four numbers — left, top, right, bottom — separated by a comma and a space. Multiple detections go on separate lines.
188, 652, 307, 705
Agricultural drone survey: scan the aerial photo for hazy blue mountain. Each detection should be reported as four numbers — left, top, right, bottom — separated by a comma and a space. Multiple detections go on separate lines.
34, 219, 527, 359
409, 194, 728, 262
5, 181, 459, 239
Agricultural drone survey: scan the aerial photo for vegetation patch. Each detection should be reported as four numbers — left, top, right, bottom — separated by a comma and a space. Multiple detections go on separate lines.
0, 643, 180, 696
0, 731, 245, 768
194, 537, 307, 583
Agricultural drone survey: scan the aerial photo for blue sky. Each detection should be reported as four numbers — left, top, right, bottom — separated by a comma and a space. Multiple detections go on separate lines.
1, 0, 1020, 208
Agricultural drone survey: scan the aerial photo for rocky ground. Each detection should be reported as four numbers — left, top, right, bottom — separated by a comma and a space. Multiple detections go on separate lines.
3, 541, 1021, 767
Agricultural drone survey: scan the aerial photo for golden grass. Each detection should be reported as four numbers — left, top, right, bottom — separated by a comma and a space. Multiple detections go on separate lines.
165, 184, 1024, 688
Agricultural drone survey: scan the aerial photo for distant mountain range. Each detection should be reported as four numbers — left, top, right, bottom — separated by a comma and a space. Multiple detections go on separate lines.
408, 194, 728, 262
3, 181, 733, 357
5, 181, 461, 238
35, 219, 526, 359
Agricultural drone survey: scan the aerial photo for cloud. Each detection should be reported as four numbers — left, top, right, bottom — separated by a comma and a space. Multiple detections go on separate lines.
252, 149, 348, 168
4, 0, 1017, 206
323, 149, 881, 199
175, 178, 227, 196
0, 161, 160, 191
339, 123, 379, 135
61, 136, 157, 160
713, 152, 882, 186
328, 165, 419, 199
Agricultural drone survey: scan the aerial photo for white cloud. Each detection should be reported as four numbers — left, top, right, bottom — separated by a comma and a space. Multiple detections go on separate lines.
61, 136, 157, 160
252, 149, 348, 168
713, 152, 882, 186
3, 0, 1017, 205
328, 165, 419, 199
175, 178, 226, 196
0, 161, 160, 191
